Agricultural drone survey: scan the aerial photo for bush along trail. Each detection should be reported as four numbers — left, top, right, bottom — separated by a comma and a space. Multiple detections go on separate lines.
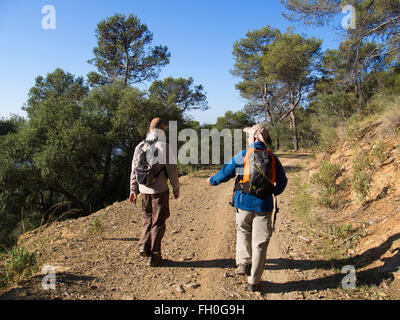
1, 152, 399, 300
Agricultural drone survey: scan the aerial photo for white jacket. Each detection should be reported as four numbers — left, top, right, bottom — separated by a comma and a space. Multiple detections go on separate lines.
130, 130, 179, 195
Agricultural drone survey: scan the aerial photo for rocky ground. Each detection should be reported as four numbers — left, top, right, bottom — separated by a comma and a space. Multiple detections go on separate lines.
1, 152, 399, 300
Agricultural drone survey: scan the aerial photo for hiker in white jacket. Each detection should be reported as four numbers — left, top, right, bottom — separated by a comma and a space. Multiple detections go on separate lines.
129, 118, 179, 267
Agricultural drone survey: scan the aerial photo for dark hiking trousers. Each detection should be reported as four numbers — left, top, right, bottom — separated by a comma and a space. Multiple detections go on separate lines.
139, 190, 170, 257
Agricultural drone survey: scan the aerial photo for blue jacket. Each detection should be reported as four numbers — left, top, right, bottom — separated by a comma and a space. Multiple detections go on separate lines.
209, 142, 287, 213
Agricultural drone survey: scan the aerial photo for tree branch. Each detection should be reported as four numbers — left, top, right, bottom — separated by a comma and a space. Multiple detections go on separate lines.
361, 15, 400, 39
279, 85, 302, 122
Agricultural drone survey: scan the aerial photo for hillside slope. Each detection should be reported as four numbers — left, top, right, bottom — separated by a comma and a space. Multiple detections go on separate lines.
1, 100, 399, 300
304, 99, 400, 298
0, 154, 330, 300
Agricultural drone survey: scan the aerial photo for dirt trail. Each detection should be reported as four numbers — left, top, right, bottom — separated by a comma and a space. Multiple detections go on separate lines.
0, 152, 326, 300
260, 155, 305, 300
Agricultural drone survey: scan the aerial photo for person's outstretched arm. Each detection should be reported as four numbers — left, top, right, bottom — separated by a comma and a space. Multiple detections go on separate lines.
208, 150, 246, 186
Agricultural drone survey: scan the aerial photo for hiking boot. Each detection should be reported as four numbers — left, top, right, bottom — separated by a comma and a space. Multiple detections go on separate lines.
148, 255, 163, 267
246, 283, 260, 292
139, 246, 150, 258
235, 263, 251, 276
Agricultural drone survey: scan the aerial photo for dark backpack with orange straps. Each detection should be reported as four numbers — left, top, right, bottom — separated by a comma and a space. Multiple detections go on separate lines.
234, 148, 276, 199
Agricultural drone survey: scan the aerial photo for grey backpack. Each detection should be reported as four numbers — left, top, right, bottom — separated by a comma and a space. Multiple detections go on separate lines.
136, 138, 166, 186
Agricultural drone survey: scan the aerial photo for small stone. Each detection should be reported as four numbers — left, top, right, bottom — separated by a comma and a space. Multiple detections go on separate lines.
176, 285, 185, 293
184, 282, 200, 289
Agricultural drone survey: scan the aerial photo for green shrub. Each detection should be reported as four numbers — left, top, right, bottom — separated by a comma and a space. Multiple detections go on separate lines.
351, 151, 374, 203
371, 142, 391, 163
311, 161, 341, 189
311, 161, 342, 208
330, 224, 361, 253
345, 114, 363, 141
332, 224, 355, 240
3, 247, 39, 284
318, 127, 338, 153
361, 99, 385, 117
89, 218, 104, 235
0, 267, 6, 287
384, 111, 400, 135
352, 171, 372, 203
292, 175, 315, 224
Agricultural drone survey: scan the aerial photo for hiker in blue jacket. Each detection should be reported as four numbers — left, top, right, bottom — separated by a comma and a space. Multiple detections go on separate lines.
207, 124, 287, 292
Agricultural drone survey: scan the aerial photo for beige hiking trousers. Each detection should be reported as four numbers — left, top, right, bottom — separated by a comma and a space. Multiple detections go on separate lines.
236, 209, 273, 285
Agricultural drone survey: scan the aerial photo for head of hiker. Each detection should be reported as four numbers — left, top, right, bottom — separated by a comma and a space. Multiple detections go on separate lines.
148, 118, 166, 141
149, 118, 165, 131
243, 124, 271, 146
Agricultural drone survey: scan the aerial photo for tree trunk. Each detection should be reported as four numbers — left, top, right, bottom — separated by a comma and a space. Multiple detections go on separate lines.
21, 208, 25, 233
124, 48, 130, 86
101, 148, 112, 204
262, 83, 277, 150
122, 151, 132, 200
51, 186, 88, 215
358, 77, 363, 107
290, 110, 298, 152
354, 72, 364, 110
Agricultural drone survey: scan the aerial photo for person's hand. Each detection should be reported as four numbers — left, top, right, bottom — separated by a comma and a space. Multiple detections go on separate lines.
129, 193, 138, 204
173, 189, 179, 199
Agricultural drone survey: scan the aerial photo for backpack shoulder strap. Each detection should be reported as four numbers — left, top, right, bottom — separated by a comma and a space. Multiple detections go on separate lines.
239, 148, 256, 184
147, 136, 159, 144
266, 149, 277, 185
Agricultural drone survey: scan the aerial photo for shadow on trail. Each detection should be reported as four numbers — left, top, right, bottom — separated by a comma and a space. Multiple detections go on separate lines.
283, 165, 302, 173
261, 233, 400, 294
0, 272, 96, 300
162, 258, 236, 269
275, 153, 312, 160
103, 237, 139, 242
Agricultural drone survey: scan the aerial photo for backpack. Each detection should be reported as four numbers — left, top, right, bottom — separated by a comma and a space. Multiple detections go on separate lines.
234, 148, 277, 199
136, 137, 166, 187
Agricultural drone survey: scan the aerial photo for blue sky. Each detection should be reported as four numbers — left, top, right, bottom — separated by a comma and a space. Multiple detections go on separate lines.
0, 0, 346, 124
